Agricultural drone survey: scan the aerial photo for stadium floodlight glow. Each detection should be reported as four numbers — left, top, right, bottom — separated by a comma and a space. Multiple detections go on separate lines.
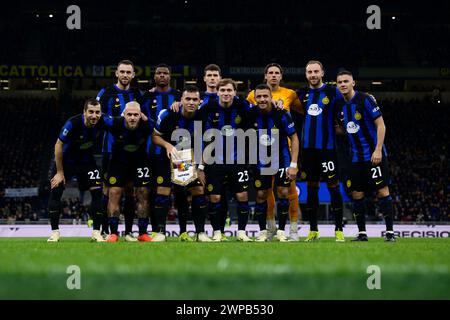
49, 14, 53, 18
438, 100, 441, 104
3, 87, 10, 90
44, 87, 57, 91
42, 80, 56, 83
185, 80, 197, 84
36, 14, 39, 18
392, 16, 396, 20
137, 80, 149, 83
0, 79, 9, 83
372, 81, 382, 85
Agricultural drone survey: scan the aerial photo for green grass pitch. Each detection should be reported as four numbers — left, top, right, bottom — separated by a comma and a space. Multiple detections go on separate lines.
0, 237, 449, 300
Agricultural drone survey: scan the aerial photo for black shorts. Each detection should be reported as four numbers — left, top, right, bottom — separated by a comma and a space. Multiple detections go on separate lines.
105, 157, 151, 188
347, 157, 390, 192
56, 162, 102, 191
204, 164, 250, 195
253, 166, 291, 190
300, 148, 339, 184
101, 152, 112, 181
152, 154, 202, 190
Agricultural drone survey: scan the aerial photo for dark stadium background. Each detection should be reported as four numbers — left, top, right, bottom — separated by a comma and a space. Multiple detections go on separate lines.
0, 0, 449, 225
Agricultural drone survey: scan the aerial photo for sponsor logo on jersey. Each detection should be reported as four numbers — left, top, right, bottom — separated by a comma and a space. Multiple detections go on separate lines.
346, 121, 360, 134
62, 128, 69, 136
307, 104, 323, 116
221, 125, 234, 136
372, 106, 380, 113
259, 134, 275, 146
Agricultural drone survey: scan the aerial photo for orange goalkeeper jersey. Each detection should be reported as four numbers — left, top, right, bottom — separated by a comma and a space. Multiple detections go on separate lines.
246, 86, 303, 114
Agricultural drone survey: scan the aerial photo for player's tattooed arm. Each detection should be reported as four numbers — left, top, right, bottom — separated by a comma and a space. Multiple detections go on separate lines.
50, 139, 65, 189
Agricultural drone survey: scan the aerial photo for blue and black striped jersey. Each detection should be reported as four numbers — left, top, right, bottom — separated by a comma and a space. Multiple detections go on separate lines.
246, 106, 296, 170
58, 114, 108, 165
204, 97, 251, 164
96, 84, 142, 153
153, 107, 209, 156
297, 84, 341, 150
337, 91, 387, 163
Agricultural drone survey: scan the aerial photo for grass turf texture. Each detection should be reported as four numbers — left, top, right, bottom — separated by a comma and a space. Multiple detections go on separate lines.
0, 237, 449, 300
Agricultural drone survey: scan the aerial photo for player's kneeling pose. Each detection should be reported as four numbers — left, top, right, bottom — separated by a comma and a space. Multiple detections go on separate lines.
248, 84, 299, 242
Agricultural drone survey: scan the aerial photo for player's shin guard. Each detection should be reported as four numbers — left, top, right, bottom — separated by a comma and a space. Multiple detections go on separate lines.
378, 195, 394, 232
237, 201, 250, 231
329, 186, 344, 231
90, 188, 103, 231
108, 217, 119, 235
255, 202, 268, 231
174, 187, 189, 234
138, 217, 149, 236
48, 184, 64, 230
306, 186, 319, 231
219, 194, 228, 233
277, 198, 290, 231
353, 198, 367, 232
154, 195, 170, 233
123, 196, 135, 234
101, 194, 109, 234
192, 195, 207, 233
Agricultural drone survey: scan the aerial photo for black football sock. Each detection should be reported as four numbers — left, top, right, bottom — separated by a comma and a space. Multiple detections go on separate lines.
154, 195, 170, 233
192, 195, 207, 233
329, 186, 344, 231
174, 187, 189, 234
90, 188, 103, 231
208, 201, 221, 231
378, 195, 394, 232
219, 192, 228, 233
138, 217, 149, 236
277, 198, 290, 231
353, 198, 367, 233
149, 190, 157, 233
255, 201, 268, 231
306, 186, 319, 231
237, 201, 250, 231
101, 194, 109, 234
48, 184, 64, 230
108, 217, 119, 235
